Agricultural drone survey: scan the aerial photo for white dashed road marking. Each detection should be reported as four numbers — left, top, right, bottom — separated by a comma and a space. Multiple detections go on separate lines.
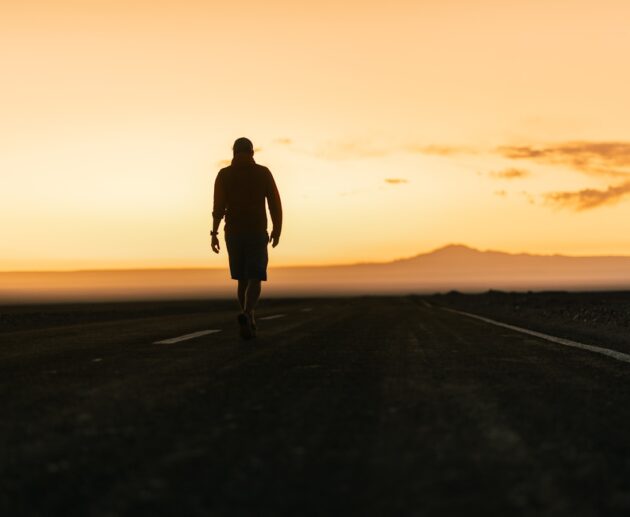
443, 307, 630, 364
154, 310, 291, 344
258, 314, 286, 321
154, 329, 222, 345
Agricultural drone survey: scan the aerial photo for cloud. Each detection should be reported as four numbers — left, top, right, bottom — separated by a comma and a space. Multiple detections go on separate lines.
216, 159, 231, 168
312, 141, 474, 160
385, 178, 408, 184
488, 168, 530, 180
494, 141, 630, 210
497, 141, 630, 178
274, 138, 293, 145
545, 181, 630, 210
494, 190, 507, 197
404, 144, 474, 156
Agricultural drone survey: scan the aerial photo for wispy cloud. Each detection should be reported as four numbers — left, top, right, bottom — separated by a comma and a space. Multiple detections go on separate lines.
274, 138, 293, 145
312, 140, 474, 160
497, 141, 630, 178
385, 178, 408, 184
545, 181, 630, 211
488, 168, 530, 180
494, 141, 630, 210
494, 190, 507, 197
404, 144, 475, 156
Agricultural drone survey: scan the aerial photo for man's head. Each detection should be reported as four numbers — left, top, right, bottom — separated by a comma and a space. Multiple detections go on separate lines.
233, 137, 254, 156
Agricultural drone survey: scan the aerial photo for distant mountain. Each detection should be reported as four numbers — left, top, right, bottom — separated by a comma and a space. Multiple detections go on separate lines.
2, 245, 630, 303
395, 243, 615, 266
304, 244, 630, 292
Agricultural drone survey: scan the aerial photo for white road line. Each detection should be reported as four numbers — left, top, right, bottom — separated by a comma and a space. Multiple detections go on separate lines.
258, 314, 286, 321
154, 329, 222, 345
443, 307, 630, 364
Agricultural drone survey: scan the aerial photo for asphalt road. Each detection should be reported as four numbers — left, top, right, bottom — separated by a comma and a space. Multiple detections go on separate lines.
2, 296, 630, 516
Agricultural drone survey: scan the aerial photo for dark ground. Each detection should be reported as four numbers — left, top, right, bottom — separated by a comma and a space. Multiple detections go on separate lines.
2, 295, 630, 516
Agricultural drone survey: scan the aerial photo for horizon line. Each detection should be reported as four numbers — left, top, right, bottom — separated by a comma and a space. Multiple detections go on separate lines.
4, 244, 630, 274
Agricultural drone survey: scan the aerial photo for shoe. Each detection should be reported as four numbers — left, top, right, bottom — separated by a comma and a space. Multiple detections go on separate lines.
237, 313, 253, 340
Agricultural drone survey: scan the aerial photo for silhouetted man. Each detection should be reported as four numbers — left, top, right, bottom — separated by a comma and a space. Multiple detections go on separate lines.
211, 137, 282, 339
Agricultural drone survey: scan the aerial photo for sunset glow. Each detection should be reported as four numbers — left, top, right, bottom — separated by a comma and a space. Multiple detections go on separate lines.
3, 0, 630, 271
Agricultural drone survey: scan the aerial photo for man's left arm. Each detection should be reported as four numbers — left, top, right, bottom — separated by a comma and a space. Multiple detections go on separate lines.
266, 169, 283, 247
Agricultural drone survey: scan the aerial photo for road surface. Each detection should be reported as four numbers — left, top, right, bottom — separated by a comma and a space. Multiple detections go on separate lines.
2, 296, 630, 516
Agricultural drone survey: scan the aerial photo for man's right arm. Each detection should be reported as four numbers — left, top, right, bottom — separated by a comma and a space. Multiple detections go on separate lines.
211, 171, 226, 253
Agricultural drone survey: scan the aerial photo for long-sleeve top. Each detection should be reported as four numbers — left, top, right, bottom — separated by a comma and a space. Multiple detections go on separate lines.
212, 155, 282, 235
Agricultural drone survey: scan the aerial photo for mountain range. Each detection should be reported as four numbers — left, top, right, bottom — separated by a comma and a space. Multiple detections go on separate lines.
2, 244, 630, 303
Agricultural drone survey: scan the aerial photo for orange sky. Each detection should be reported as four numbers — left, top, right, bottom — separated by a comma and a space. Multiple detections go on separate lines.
3, 0, 630, 271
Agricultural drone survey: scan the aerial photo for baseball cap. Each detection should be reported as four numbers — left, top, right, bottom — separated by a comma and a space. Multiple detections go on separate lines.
233, 137, 254, 153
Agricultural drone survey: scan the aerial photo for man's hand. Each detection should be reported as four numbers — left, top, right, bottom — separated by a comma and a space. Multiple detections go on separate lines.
211, 234, 220, 254
269, 229, 281, 248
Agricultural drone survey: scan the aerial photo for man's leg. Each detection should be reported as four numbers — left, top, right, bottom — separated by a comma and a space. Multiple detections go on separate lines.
236, 279, 255, 339
237, 279, 247, 312
244, 279, 261, 322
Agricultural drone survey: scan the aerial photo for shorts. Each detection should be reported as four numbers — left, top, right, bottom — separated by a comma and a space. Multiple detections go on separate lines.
225, 232, 269, 281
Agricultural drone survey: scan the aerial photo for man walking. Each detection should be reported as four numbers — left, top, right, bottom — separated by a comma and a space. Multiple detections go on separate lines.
211, 137, 283, 339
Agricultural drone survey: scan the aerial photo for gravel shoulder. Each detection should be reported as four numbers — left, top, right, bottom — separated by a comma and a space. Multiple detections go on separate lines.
426, 290, 630, 353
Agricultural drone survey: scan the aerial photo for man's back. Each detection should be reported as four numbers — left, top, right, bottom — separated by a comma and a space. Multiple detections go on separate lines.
213, 156, 282, 235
